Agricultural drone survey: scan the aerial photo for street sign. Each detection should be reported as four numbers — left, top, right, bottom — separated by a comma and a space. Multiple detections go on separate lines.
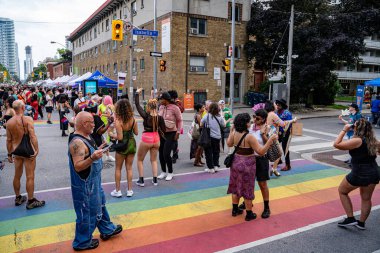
134, 48, 144, 52
150, 52, 162, 57
132, 29, 158, 37
124, 21, 133, 32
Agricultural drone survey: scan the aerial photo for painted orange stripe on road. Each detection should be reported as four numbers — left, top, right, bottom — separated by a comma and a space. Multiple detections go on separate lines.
23, 186, 360, 253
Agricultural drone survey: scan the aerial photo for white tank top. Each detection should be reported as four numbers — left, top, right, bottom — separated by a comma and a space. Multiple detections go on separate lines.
249, 124, 264, 155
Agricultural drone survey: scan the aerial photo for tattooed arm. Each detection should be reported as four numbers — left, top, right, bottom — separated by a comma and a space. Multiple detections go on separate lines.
69, 139, 94, 172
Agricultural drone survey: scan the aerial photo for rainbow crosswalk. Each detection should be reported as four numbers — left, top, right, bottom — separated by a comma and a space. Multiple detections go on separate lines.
1, 159, 379, 252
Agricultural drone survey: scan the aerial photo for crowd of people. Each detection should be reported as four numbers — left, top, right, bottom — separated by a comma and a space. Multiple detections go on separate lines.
1, 84, 380, 250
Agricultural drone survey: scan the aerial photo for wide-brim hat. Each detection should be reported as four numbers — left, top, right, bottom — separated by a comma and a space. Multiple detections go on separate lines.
275, 99, 288, 109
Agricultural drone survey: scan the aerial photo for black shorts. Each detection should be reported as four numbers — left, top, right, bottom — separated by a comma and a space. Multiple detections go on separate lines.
346, 162, 380, 187
256, 156, 270, 182
46, 106, 53, 113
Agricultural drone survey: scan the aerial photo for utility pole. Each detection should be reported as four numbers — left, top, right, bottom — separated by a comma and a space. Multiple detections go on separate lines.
129, 4, 134, 101
153, 0, 157, 97
229, 0, 236, 114
286, 5, 294, 106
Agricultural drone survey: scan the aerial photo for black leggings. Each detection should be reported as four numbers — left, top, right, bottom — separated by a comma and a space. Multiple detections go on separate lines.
159, 132, 176, 173
204, 137, 221, 169
38, 105, 44, 118
280, 129, 291, 166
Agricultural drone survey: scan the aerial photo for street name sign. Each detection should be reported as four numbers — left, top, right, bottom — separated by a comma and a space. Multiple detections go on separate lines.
150, 52, 163, 57
132, 29, 158, 37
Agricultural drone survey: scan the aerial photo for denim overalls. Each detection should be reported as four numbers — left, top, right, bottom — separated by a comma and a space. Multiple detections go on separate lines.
69, 135, 116, 249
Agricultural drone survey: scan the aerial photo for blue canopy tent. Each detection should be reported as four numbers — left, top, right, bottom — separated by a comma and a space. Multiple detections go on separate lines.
85, 70, 118, 88
364, 78, 380, 87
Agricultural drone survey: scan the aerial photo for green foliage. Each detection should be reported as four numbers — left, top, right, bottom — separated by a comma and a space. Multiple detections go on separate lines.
245, 0, 380, 105
57, 48, 72, 61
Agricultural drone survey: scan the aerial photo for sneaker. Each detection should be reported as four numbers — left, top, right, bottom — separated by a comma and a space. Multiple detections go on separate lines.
204, 168, 211, 173
214, 166, 220, 172
15, 195, 27, 206
110, 189, 122, 198
355, 221, 366, 230
126, 190, 134, 197
157, 172, 167, 179
209, 169, 215, 174
47, 120, 53, 124
26, 198, 45, 210
136, 179, 145, 187
337, 217, 357, 227
106, 156, 115, 162
152, 177, 158, 186
100, 224, 123, 241
165, 173, 174, 181
73, 239, 99, 251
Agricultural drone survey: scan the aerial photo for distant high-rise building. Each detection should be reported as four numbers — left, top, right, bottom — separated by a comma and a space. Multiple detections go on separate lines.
65, 36, 73, 51
15, 42, 20, 78
24, 45, 34, 79
0, 17, 17, 76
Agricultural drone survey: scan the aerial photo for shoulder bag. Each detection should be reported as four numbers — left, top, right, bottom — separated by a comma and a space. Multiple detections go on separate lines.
224, 132, 248, 168
214, 115, 225, 149
12, 116, 35, 158
198, 115, 211, 148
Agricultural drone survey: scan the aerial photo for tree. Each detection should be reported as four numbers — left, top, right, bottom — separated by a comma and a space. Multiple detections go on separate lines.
246, 0, 380, 105
57, 48, 72, 62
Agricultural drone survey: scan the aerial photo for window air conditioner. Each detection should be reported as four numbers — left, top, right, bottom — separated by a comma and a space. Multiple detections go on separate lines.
190, 28, 198, 35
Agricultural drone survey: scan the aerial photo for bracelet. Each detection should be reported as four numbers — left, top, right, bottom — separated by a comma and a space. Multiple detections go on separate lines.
89, 155, 94, 161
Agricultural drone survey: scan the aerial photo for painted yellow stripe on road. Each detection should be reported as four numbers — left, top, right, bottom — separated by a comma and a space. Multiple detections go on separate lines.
1, 175, 345, 252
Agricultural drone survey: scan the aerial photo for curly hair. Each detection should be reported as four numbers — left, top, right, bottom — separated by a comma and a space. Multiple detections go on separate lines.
264, 101, 275, 112
115, 99, 133, 124
208, 102, 220, 116
234, 113, 251, 133
354, 118, 378, 156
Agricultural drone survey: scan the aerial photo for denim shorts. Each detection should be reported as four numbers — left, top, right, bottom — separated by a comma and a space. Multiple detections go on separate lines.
346, 162, 380, 187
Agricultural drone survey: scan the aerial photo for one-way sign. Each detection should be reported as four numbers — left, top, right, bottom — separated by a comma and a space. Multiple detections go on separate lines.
150, 52, 162, 57
132, 29, 159, 37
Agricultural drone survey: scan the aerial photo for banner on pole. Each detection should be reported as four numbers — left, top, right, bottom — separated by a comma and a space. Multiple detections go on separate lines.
117, 72, 126, 97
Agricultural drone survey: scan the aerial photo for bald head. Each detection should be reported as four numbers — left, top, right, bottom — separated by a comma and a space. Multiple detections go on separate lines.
13, 100, 25, 112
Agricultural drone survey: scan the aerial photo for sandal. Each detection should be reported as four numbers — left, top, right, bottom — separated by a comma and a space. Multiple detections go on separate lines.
194, 163, 204, 167
280, 165, 291, 171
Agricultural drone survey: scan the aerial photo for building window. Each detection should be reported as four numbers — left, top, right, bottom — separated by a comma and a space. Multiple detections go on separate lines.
98, 24, 100, 34
125, 61, 128, 73
107, 63, 110, 74
94, 27, 97, 39
189, 56, 206, 72
120, 61, 123, 72
90, 30, 92, 41
100, 43, 103, 53
103, 65, 105, 73
141, 0, 144, 9
228, 2, 242, 22
124, 35, 128, 46
226, 45, 241, 59
120, 10, 122, 19
140, 58, 145, 70
107, 41, 110, 53
132, 59, 137, 73
132, 1, 137, 16
113, 40, 117, 50
95, 47, 98, 56
102, 22, 104, 32
190, 18, 207, 35
106, 19, 110, 31
114, 62, 118, 75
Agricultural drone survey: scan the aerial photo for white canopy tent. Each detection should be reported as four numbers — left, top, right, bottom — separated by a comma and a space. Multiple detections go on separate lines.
68, 72, 92, 87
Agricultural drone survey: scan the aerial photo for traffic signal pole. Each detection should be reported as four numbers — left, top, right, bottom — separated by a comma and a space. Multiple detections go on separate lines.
153, 0, 157, 98
129, 8, 134, 102
286, 5, 294, 107
229, 0, 236, 114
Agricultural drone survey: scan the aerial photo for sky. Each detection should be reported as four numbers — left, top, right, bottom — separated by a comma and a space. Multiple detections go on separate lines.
0, 0, 106, 79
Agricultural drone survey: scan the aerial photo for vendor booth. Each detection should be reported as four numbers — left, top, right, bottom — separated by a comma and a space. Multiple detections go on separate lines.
84, 70, 118, 97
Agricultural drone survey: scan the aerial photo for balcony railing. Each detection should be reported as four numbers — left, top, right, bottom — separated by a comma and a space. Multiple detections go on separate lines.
360, 56, 380, 65
334, 71, 380, 80
365, 39, 380, 49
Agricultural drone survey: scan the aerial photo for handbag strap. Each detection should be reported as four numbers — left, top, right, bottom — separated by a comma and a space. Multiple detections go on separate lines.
231, 132, 249, 156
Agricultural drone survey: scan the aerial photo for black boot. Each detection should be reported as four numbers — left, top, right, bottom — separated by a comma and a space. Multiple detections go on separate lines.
232, 204, 243, 217
245, 210, 257, 221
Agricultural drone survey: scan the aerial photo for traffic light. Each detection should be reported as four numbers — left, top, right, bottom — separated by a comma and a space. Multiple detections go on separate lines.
3, 71, 7, 78
31, 72, 34, 77
39, 72, 43, 78
159, 60, 167, 72
222, 59, 230, 72
112, 20, 123, 41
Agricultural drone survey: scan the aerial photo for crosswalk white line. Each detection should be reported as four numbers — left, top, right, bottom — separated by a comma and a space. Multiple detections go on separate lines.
291, 136, 319, 143
303, 128, 337, 137
289, 142, 334, 152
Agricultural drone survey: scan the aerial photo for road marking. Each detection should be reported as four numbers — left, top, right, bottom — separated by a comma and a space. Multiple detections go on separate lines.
0, 159, 305, 200
290, 142, 334, 152
291, 136, 319, 143
303, 128, 338, 137
216, 205, 380, 253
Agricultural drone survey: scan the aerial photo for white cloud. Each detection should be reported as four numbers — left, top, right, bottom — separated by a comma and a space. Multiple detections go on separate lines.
0, 0, 106, 79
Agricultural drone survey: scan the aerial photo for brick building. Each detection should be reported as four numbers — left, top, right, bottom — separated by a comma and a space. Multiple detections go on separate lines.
68, 0, 251, 103
52, 61, 71, 79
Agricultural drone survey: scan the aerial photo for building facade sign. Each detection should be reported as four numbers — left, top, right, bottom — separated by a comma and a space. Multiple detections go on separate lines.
161, 18, 171, 53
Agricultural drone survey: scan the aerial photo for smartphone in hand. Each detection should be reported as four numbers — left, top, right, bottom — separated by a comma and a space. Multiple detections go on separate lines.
102, 144, 110, 153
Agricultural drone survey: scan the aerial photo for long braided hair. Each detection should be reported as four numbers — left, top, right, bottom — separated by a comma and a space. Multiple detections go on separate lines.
354, 118, 378, 156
